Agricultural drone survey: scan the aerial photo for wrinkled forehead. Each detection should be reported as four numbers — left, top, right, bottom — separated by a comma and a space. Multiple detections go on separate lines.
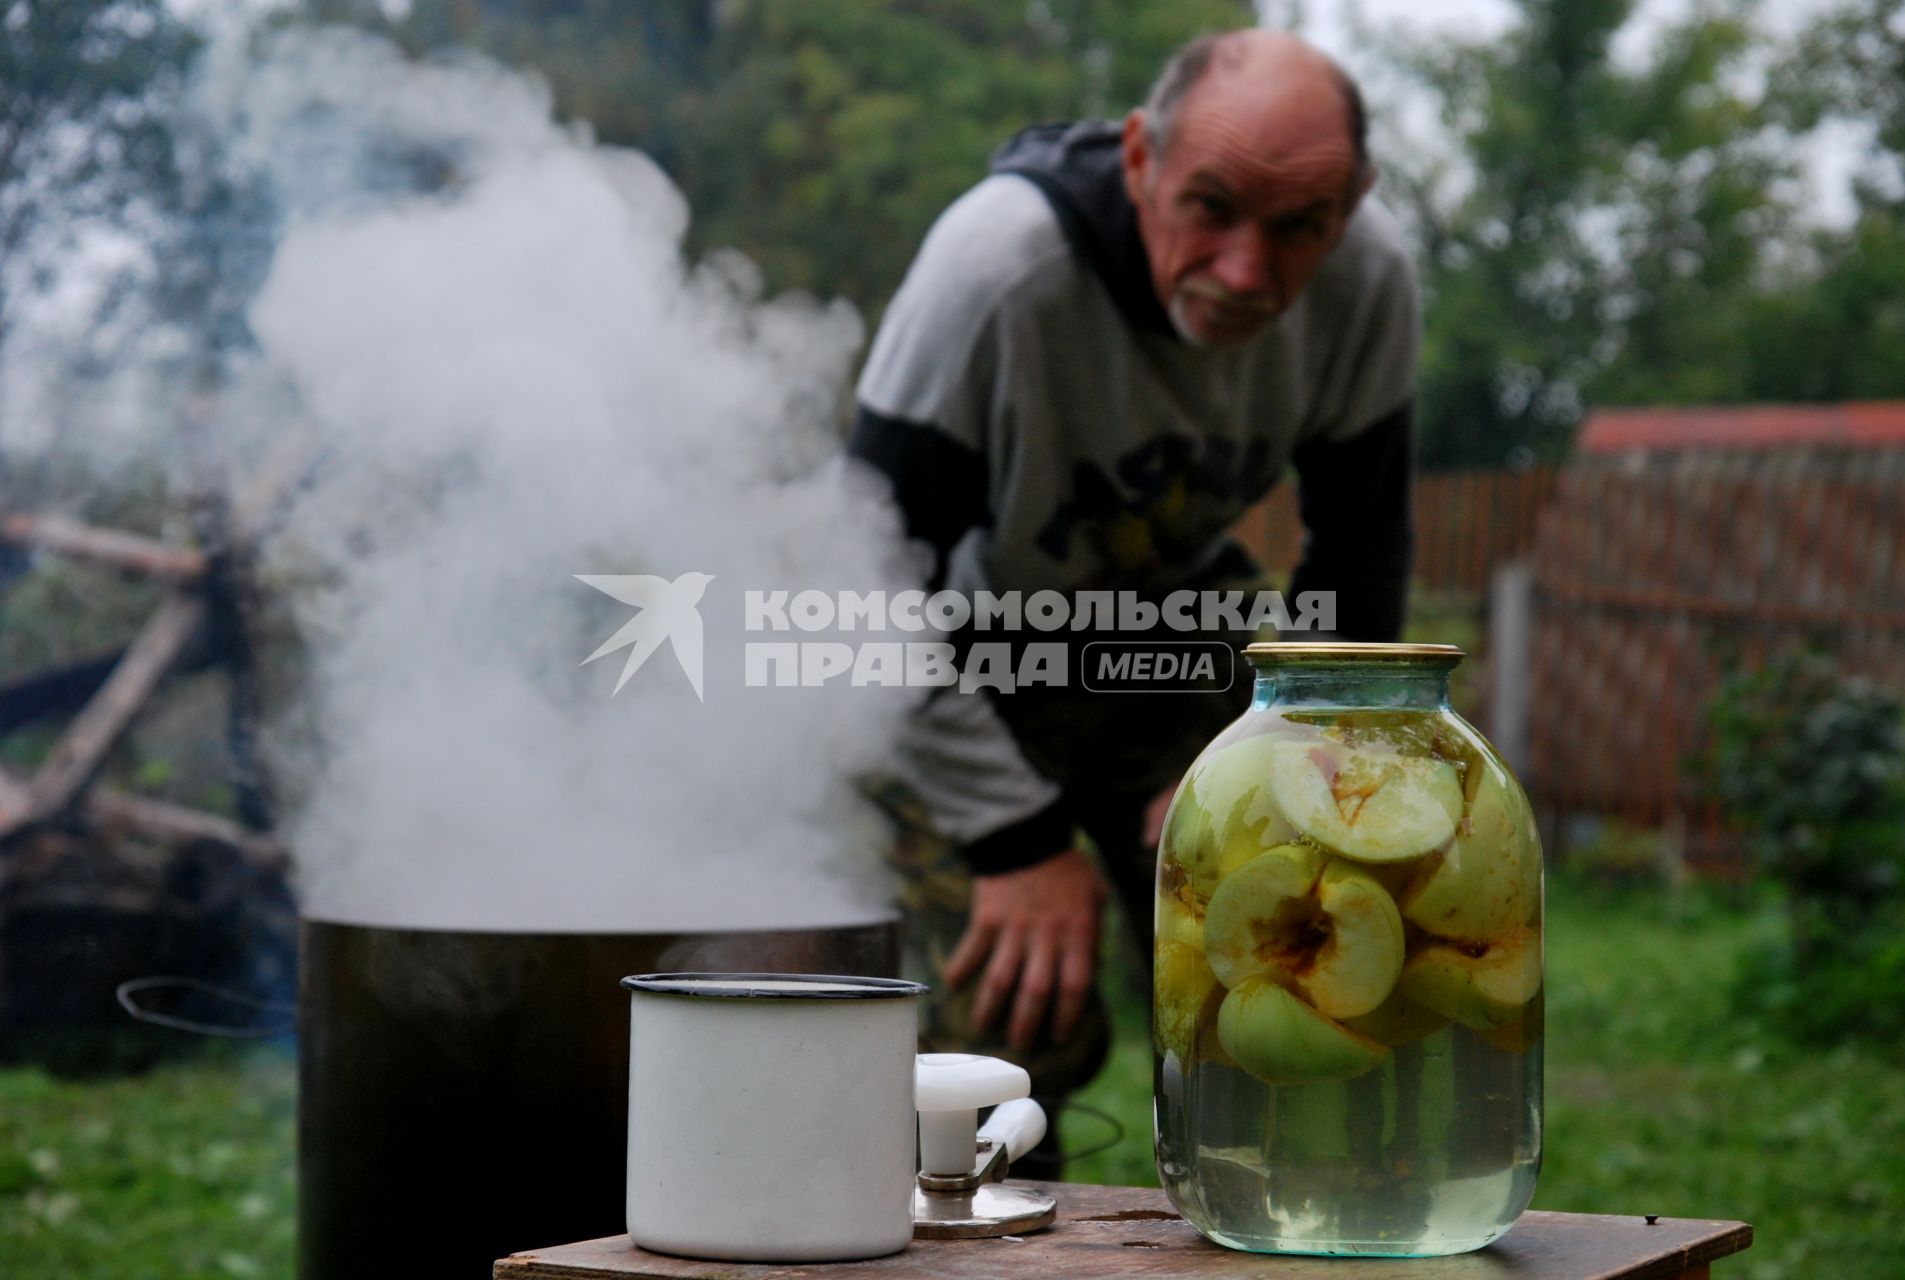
1162, 68, 1361, 205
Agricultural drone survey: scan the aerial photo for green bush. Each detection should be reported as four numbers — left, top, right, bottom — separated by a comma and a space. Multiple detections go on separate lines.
1700, 651, 1905, 1045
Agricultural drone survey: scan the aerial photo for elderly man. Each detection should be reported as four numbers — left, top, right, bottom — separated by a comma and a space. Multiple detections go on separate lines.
849, 28, 1417, 1171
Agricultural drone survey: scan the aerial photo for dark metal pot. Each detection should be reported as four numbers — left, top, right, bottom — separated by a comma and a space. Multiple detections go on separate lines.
296, 917, 898, 1280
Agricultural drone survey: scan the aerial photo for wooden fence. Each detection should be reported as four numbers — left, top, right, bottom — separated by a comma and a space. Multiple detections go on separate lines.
1238, 467, 1560, 597
1235, 449, 1905, 875
1525, 450, 1905, 872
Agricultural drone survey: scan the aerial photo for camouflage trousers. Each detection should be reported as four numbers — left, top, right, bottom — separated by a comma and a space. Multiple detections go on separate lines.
870, 781, 1141, 1103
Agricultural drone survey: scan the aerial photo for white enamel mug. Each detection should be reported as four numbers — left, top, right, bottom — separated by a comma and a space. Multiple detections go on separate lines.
621, 972, 928, 1262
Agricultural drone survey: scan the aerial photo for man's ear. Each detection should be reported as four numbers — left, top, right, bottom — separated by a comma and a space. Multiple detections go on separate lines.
1343, 162, 1378, 218
1121, 109, 1152, 205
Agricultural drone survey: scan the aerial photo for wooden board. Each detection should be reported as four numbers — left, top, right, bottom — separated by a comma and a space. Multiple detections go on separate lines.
496, 1184, 1752, 1280
0, 591, 206, 839
0, 513, 207, 582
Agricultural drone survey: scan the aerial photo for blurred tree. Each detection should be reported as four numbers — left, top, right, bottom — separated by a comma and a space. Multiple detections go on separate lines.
1574, 14, 1795, 409
323, 0, 1252, 315
1742, 0, 1905, 402
666, 1, 1251, 311
0, 0, 198, 358
10, 2, 1902, 476
308, 0, 718, 173
1377, 1, 1798, 467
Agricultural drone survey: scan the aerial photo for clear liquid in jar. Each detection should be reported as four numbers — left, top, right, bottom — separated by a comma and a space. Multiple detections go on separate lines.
1156, 1012, 1541, 1256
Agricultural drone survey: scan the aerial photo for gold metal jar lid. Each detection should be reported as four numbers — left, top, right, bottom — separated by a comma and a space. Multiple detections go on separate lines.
1243, 641, 1464, 664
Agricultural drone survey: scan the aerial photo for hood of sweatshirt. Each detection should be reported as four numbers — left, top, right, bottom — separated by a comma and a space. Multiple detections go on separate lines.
989, 120, 1177, 339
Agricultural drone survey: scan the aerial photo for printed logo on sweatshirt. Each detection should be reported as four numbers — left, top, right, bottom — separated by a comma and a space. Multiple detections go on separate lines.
1035, 429, 1280, 569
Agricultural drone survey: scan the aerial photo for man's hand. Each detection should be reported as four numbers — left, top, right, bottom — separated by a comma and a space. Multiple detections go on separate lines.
942, 848, 1107, 1052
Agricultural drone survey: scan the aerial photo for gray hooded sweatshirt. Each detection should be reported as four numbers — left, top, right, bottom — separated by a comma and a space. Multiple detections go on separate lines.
849, 121, 1419, 874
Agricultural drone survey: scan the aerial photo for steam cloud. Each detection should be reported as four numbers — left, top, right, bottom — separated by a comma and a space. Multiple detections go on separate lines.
4, 22, 922, 931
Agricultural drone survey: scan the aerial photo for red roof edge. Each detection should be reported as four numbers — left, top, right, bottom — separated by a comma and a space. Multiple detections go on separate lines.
1578, 402, 1905, 453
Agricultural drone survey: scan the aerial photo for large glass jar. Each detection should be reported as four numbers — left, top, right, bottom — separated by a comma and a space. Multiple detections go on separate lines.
1154, 642, 1542, 1257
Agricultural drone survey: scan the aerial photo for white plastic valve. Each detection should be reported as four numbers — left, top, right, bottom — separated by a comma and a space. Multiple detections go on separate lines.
977, 1097, 1047, 1163
914, 1053, 1034, 1177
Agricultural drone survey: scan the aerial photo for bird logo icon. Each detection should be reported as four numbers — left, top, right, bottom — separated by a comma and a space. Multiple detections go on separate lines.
576, 572, 715, 700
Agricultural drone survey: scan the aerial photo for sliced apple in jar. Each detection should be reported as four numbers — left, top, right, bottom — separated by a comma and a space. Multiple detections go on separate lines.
1476, 988, 1544, 1053
1154, 940, 1222, 1063
1158, 776, 1208, 873
1216, 977, 1390, 1087
1203, 846, 1405, 1021
1156, 879, 1206, 952
1400, 768, 1541, 943
1203, 843, 1323, 987
1195, 1004, 1236, 1070
1307, 859, 1409, 1017
1172, 735, 1302, 899
1360, 854, 1428, 901
1266, 738, 1463, 864
1343, 985, 1452, 1048
1398, 927, 1542, 1031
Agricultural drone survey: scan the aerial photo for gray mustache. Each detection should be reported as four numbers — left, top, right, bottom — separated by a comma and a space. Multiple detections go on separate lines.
1178, 278, 1281, 314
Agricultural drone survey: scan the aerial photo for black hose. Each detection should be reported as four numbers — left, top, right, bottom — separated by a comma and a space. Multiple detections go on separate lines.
114, 975, 295, 1039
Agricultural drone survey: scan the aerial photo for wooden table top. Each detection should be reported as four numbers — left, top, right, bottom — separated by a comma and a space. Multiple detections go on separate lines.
495, 1182, 1753, 1279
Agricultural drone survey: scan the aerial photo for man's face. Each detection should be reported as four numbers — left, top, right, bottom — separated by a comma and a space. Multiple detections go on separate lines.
1123, 71, 1371, 348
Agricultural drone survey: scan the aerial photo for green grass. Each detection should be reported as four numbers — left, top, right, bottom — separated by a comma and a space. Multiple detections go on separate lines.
3, 881, 1900, 1277
1068, 876, 1905, 1278
0, 1045, 295, 1280
1535, 880, 1904, 1279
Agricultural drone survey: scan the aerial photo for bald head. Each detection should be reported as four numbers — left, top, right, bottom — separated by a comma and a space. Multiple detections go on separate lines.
1141, 30, 1367, 181
1120, 29, 1378, 347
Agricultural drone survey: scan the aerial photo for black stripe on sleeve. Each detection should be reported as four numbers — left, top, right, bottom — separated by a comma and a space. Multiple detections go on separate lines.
848, 405, 990, 589
959, 796, 1076, 876
1287, 400, 1416, 643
